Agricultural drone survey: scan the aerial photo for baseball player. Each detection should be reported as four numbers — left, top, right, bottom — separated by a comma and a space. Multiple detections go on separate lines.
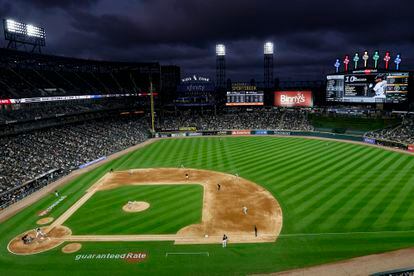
217, 184, 221, 191
254, 225, 258, 237
222, 234, 228, 248
35, 228, 47, 239
242, 206, 248, 215
185, 173, 189, 180
54, 190, 59, 197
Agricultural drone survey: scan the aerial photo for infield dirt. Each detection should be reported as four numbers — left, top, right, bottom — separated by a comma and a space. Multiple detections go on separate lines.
8, 168, 283, 254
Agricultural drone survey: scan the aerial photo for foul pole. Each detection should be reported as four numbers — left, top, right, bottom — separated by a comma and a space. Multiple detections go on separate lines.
150, 79, 155, 134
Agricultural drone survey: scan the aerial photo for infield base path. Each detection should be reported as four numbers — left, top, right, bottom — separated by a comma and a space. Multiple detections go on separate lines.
8, 168, 283, 254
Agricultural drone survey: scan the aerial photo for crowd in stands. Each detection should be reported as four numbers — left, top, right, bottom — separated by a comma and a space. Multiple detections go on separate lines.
0, 116, 149, 209
365, 114, 414, 145
157, 109, 314, 131
3, 106, 413, 210
0, 48, 158, 99
0, 100, 141, 123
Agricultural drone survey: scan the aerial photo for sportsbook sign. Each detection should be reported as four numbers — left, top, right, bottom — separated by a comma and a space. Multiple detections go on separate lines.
274, 91, 313, 107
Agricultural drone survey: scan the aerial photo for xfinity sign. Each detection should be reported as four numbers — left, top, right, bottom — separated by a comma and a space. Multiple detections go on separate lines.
274, 91, 313, 107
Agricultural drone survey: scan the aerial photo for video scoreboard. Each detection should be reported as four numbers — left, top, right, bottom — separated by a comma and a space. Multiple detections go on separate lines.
226, 83, 264, 106
326, 70, 410, 103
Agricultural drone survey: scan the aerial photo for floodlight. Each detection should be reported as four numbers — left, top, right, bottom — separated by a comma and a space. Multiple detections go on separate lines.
3, 18, 46, 52
264, 42, 274, 55
216, 44, 225, 56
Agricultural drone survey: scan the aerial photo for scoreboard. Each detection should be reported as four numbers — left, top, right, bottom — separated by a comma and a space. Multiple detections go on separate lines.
226, 91, 264, 106
226, 83, 264, 106
326, 70, 410, 103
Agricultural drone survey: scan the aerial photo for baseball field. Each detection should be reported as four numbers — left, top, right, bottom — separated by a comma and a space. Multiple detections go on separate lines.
2, 136, 414, 275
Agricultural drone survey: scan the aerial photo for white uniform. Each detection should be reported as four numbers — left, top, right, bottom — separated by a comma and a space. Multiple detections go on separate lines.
373, 80, 387, 98
222, 236, 228, 247
242, 206, 248, 215
36, 228, 46, 239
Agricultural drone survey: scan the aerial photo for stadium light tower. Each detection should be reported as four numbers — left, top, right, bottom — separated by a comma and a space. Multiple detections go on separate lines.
3, 19, 46, 53
264, 42, 274, 89
216, 44, 226, 89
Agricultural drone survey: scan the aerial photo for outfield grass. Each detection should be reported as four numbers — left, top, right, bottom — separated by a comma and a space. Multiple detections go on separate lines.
1, 136, 414, 275
65, 185, 203, 235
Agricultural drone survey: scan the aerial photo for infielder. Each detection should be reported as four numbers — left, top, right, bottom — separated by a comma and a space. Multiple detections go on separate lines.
222, 234, 228, 248
35, 228, 47, 239
242, 206, 248, 215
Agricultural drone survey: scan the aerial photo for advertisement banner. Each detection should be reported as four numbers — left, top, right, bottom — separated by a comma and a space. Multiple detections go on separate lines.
408, 145, 414, 152
171, 133, 186, 137
232, 130, 251, 135
274, 91, 313, 107
179, 127, 197, 131
273, 131, 291, 136
363, 137, 376, 145
203, 131, 219, 136
187, 132, 202, 136
79, 156, 106, 169
0, 99, 12, 105
254, 130, 268, 135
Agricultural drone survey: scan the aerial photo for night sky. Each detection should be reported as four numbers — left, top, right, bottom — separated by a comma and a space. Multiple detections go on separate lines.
1, 0, 413, 81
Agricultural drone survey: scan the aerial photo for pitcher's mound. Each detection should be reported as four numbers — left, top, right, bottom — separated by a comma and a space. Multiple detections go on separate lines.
62, 243, 82, 253
122, 201, 150, 212
37, 217, 54, 225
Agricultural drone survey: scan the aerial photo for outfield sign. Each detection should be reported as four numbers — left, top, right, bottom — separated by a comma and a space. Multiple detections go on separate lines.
363, 137, 376, 145
273, 131, 291, 136
408, 144, 414, 152
254, 130, 268, 135
187, 132, 202, 136
232, 130, 251, 135
75, 252, 147, 263
38, 195, 67, 216
79, 156, 106, 169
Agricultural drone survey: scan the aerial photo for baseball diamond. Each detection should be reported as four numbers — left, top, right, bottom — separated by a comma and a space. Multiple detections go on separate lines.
2, 4, 414, 274
1, 136, 414, 275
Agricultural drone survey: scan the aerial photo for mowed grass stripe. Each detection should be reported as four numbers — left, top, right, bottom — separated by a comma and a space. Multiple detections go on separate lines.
389, 171, 414, 227
276, 143, 365, 198
371, 159, 414, 229
298, 148, 393, 230
291, 147, 386, 210
313, 150, 398, 231
108, 188, 202, 234
67, 187, 201, 234
248, 140, 348, 186
372, 156, 414, 230
347, 154, 413, 230
65, 185, 202, 234
230, 139, 328, 178
65, 184, 197, 228
339, 153, 413, 230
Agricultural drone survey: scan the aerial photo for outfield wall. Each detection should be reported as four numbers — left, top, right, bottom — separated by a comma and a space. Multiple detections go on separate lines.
156, 130, 363, 142
155, 130, 413, 152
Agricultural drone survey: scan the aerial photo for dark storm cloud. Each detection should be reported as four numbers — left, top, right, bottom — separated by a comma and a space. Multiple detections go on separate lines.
14, 0, 99, 9
1, 0, 414, 80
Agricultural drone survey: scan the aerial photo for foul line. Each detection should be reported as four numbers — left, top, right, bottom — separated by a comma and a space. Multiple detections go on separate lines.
165, 252, 210, 257
279, 229, 414, 237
